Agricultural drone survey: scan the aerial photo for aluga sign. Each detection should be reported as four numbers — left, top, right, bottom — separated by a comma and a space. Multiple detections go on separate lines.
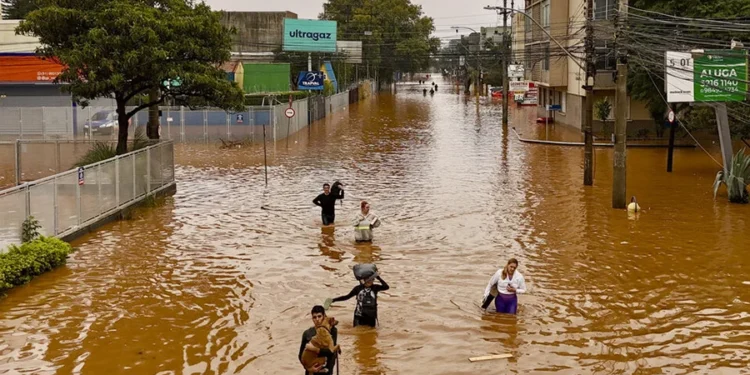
283, 19, 338, 53
666, 49, 748, 102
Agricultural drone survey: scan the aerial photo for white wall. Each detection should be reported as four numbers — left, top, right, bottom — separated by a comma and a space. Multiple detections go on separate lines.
566, 0, 587, 98
0, 20, 41, 53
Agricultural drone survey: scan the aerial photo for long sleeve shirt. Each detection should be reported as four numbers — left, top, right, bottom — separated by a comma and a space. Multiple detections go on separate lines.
298, 326, 338, 374
313, 191, 343, 215
332, 277, 389, 303
482, 269, 527, 301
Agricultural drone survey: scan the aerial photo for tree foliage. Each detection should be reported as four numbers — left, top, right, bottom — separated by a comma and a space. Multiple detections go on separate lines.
628, 0, 750, 138
320, 0, 440, 84
17, 0, 245, 154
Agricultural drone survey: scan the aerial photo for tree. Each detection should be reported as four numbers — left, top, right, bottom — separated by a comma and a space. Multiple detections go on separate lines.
320, 0, 440, 85
628, 0, 750, 139
0, 0, 39, 19
17, 0, 245, 154
595, 99, 613, 137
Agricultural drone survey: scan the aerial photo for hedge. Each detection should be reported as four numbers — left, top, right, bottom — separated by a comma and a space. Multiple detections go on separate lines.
0, 237, 73, 291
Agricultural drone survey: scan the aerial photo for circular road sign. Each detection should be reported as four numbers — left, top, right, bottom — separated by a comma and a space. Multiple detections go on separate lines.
285, 108, 295, 118
668, 110, 675, 123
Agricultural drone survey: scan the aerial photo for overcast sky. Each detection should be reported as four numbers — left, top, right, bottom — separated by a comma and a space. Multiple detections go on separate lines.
205, 0, 519, 40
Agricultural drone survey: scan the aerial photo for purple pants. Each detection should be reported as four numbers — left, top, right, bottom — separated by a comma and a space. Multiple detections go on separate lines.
494, 293, 518, 314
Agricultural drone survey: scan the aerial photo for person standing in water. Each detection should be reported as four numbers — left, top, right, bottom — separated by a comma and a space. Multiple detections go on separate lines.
481, 258, 526, 314
313, 183, 344, 226
298, 305, 339, 375
352, 201, 381, 243
328, 274, 389, 327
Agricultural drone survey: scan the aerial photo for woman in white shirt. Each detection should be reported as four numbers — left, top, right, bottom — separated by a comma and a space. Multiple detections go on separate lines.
481, 258, 526, 314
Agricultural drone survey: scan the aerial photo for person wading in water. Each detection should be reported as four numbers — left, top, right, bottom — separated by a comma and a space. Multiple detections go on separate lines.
352, 201, 381, 243
313, 183, 344, 226
299, 305, 339, 375
481, 258, 527, 314
328, 274, 389, 327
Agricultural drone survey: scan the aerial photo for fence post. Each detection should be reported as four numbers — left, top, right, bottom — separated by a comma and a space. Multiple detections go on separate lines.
146, 146, 152, 193
42, 107, 47, 139
203, 110, 208, 143
180, 106, 185, 143
54, 176, 59, 234
76, 171, 81, 226
19, 109, 23, 140
115, 156, 120, 205
24, 183, 30, 221
97, 164, 102, 216
56, 140, 61, 173
14, 139, 21, 185
226, 113, 231, 140
132, 153, 137, 198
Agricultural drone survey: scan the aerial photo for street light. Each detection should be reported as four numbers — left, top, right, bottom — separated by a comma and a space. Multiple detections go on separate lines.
483, 6, 585, 70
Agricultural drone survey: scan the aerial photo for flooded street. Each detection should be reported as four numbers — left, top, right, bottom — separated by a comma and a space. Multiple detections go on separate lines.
2, 80, 750, 374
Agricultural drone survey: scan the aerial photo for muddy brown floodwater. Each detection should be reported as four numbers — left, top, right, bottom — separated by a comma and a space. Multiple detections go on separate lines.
2, 80, 750, 375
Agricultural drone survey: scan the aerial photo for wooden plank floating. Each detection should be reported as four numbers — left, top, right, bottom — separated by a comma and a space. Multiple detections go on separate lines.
468, 354, 512, 362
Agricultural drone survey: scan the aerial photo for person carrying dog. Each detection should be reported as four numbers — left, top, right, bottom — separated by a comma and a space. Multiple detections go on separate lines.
328, 272, 389, 327
299, 305, 339, 375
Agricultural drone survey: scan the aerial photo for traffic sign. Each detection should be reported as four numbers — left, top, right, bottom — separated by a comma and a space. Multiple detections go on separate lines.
285, 108, 296, 118
547, 104, 562, 111
668, 110, 675, 123
77, 167, 85, 186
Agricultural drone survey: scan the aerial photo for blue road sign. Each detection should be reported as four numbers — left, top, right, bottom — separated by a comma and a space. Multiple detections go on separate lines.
297, 71, 325, 90
547, 104, 562, 111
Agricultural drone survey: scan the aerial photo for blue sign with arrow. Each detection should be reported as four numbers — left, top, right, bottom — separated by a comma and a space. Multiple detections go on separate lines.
297, 71, 325, 91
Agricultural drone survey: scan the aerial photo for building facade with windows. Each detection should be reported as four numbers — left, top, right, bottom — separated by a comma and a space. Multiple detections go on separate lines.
523, 0, 654, 135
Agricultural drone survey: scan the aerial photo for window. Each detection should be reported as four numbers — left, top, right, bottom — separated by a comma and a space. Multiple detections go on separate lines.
594, 0, 615, 20
595, 40, 616, 70
541, 0, 550, 27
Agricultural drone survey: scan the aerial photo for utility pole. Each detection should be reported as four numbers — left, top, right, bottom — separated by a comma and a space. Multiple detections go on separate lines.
612, 0, 628, 208
502, 0, 510, 128
583, 0, 595, 186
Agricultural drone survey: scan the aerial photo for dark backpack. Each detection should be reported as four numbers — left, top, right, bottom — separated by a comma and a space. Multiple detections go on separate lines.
357, 288, 377, 319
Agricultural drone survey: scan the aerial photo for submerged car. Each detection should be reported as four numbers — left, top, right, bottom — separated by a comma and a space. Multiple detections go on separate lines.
84, 111, 130, 135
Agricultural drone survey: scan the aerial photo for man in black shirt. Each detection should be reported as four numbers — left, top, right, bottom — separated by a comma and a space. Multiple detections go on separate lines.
299, 305, 338, 375
313, 183, 344, 225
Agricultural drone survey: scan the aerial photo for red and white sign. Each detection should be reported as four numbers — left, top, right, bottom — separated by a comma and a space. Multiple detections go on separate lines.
510, 81, 530, 92
668, 110, 675, 123
285, 108, 296, 118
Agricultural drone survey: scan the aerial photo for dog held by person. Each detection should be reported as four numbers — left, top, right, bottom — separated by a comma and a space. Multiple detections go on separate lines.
300, 314, 340, 374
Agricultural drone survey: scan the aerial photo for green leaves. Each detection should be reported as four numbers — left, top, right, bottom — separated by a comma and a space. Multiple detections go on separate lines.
713, 148, 750, 203
0, 237, 73, 292
17, 0, 245, 153
320, 0, 438, 82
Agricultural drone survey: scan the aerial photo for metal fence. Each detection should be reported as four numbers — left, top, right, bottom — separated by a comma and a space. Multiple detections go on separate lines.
0, 80, 378, 143
0, 141, 175, 250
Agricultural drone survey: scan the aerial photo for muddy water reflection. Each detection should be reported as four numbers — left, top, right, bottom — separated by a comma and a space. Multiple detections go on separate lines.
1, 81, 750, 374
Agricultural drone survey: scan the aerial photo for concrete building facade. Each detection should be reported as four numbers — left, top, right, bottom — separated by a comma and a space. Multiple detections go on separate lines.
522, 0, 654, 135
219, 11, 297, 62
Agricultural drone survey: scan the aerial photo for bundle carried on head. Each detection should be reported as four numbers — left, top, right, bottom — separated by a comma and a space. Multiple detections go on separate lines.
353, 263, 378, 281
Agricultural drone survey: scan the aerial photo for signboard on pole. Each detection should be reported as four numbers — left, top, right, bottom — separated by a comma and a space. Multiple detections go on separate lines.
508, 65, 525, 79
77, 167, 85, 186
297, 71, 325, 90
668, 110, 675, 124
336, 41, 363, 64
666, 50, 748, 102
510, 81, 529, 92
694, 50, 747, 102
285, 107, 296, 118
283, 19, 338, 52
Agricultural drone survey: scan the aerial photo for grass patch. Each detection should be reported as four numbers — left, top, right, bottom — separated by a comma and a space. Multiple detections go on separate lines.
0, 237, 73, 292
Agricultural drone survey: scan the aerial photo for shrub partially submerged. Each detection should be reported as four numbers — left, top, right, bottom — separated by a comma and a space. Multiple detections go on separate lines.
0, 237, 73, 292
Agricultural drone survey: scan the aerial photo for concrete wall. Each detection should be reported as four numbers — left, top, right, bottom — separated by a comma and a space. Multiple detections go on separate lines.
0, 20, 40, 53
220, 11, 297, 54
